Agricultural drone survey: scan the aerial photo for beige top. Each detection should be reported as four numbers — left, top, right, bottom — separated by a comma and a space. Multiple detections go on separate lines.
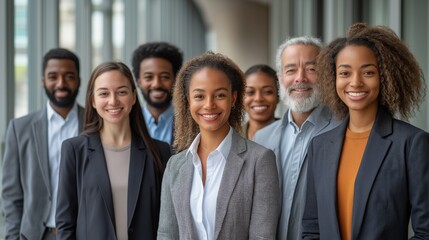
103, 144, 131, 240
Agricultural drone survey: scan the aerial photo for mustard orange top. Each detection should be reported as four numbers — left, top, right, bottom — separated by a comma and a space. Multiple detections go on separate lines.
337, 128, 370, 240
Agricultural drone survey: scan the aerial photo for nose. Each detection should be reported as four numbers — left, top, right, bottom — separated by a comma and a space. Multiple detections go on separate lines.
109, 93, 119, 105
350, 74, 363, 88
56, 75, 67, 88
204, 96, 216, 109
294, 68, 307, 83
254, 91, 264, 102
152, 76, 162, 88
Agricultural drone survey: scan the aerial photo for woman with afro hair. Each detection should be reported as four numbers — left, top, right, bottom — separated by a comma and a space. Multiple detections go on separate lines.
302, 23, 429, 240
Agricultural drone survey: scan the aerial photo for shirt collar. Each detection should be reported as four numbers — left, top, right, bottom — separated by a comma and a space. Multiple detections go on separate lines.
142, 103, 174, 124
187, 126, 233, 160
46, 101, 78, 121
285, 105, 324, 131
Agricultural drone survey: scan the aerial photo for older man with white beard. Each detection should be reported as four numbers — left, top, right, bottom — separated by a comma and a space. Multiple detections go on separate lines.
254, 36, 341, 240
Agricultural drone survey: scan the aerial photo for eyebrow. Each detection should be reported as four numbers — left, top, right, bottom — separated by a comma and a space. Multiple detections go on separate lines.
284, 61, 316, 68
337, 63, 377, 69
192, 87, 229, 92
95, 86, 129, 91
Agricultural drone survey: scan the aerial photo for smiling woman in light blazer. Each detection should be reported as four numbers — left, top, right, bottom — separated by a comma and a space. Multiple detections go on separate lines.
157, 52, 280, 240
56, 62, 171, 239
302, 23, 429, 240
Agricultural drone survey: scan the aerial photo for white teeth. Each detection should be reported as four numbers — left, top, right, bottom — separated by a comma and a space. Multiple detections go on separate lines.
202, 114, 218, 119
252, 106, 268, 111
108, 109, 121, 113
348, 92, 365, 97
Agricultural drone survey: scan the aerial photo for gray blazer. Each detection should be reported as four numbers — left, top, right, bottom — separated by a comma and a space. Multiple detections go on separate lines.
1, 106, 84, 240
157, 130, 280, 240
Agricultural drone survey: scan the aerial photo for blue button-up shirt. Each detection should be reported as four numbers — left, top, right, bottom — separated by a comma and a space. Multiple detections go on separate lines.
142, 104, 174, 145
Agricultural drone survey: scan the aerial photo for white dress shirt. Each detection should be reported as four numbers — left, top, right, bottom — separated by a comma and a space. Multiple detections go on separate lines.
46, 102, 78, 227
188, 127, 233, 240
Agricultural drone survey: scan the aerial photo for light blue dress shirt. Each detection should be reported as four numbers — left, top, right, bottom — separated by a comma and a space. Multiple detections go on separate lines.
279, 106, 333, 240
187, 127, 233, 240
142, 104, 174, 145
46, 102, 78, 227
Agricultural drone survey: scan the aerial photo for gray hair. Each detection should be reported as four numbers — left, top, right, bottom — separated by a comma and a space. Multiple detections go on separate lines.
275, 36, 323, 81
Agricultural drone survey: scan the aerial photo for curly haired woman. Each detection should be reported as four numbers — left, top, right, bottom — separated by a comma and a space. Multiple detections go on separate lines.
302, 23, 429, 240
158, 52, 280, 239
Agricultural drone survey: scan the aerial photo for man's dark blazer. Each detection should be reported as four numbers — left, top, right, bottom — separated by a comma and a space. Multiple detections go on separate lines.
56, 132, 171, 240
302, 107, 429, 240
1, 105, 84, 240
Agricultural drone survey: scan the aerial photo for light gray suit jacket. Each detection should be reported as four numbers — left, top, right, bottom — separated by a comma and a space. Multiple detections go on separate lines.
1, 106, 84, 240
157, 130, 280, 240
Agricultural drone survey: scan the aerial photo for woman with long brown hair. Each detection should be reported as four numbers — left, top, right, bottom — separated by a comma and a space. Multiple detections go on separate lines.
56, 61, 171, 239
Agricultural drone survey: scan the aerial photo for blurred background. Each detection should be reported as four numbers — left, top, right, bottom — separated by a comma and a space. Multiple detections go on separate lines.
0, 0, 428, 236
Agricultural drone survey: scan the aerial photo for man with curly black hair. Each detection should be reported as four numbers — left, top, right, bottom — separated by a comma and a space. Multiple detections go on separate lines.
132, 42, 183, 145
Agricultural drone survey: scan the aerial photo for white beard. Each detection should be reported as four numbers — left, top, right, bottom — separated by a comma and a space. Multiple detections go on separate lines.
280, 83, 320, 112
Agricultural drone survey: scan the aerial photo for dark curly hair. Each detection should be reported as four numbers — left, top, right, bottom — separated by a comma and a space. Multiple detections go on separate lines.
173, 52, 245, 152
84, 61, 164, 173
131, 42, 183, 79
317, 23, 426, 120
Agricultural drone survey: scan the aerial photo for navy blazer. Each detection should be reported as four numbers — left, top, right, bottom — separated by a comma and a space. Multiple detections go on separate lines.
56, 133, 171, 240
302, 107, 429, 240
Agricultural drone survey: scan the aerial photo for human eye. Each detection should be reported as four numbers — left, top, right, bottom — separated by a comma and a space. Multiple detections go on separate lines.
245, 90, 255, 96
285, 68, 296, 75
193, 94, 204, 100
118, 90, 129, 96
143, 75, 153, 81
216, 94, 226, 99
263, 89, 275, 95
98, 91, 109, 97
65, 73, 76, 80
160, 74, 171, 81
306, 65, 317, 73
337, 71, 350, 78
363, 70, 377, 77
47, 74, 57, 81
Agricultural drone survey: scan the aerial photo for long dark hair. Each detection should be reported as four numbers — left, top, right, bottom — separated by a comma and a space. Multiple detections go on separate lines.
84, 61, 163, 173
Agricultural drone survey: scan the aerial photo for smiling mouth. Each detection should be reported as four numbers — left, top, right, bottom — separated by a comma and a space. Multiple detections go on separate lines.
107, 108, 122, 113
347, 92, 366, 97
200, 113, 220, 120
251, 106, 269, 113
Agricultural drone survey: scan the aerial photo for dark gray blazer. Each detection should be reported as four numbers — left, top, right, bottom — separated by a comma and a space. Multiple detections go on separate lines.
1, 106, 84, 240
56, 133, 172, 240
157, 130, 280, 239
302, 107, 429, 240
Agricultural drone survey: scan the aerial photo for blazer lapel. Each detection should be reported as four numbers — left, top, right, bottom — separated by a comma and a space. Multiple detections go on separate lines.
173, 153, 195, 239
324, 120, 347, 239
32, 109, 51, 193
214, 132, 246, 239
127, 135, 146, 227
77, 105, 84, 132
351, 108, 392, 239
87, 134, 116, 224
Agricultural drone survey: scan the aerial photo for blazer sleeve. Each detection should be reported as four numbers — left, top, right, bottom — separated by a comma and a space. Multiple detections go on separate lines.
56, 139, 78, 239
157, 157, 180, 240
249, 148, 280, 239
408, 131, 429, 239
302, 140, 320, 240
1, 121, 23, 240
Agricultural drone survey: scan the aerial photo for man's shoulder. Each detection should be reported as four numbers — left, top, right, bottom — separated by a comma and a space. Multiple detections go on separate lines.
255, 119, 283, 138
9, 109, 45, 129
